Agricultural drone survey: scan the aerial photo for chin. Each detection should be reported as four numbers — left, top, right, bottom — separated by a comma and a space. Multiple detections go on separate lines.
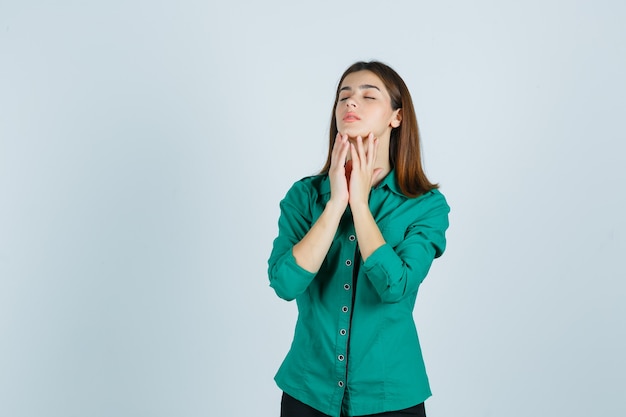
340, 127, 369, 139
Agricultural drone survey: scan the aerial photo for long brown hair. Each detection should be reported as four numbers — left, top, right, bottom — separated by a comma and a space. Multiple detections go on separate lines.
320, 61, 438, 197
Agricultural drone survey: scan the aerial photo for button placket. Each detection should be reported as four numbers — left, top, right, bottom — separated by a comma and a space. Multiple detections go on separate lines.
335, 233, 356, 394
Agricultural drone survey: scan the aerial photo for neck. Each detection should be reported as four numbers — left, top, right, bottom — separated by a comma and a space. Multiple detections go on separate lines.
373, 138, 391, 186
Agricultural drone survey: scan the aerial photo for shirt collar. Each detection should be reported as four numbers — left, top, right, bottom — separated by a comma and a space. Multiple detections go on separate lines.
319, 169, 405, 197
376, 169, 405, 196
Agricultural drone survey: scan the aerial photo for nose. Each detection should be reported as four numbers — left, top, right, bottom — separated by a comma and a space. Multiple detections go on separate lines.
345, 97, 357, 108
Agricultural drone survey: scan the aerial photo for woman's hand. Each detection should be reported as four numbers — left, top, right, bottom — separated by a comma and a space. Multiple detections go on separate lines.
328, 132, 350, 210
348, 133, 383, 209
290, 133, 350, 274
348, 133, 386, 262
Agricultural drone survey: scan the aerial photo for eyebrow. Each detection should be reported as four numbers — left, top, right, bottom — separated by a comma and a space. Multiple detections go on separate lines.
339, 84, 381, 92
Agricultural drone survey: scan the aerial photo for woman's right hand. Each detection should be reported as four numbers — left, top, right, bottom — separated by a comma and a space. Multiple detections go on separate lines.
290, 133, 349, 273
327, 132, 350, 210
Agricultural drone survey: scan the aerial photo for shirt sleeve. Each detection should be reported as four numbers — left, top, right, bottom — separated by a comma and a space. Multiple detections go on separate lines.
362, 191, 450, 303
267, 179, 318, 301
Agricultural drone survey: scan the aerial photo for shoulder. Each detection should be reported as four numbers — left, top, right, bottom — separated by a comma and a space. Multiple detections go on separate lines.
289, 174, 327, 194
414, 188, 450, 211
425, 188, 449, 206
296, 174, 327, 189
401, 189, 450, 228
281, 174, 328, 203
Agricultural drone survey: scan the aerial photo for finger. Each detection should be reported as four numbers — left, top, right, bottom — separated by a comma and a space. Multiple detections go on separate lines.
356, 135, 367, 167
363, 133, 373, 166
338, 134, 350, 164
330, 132, 341, 159
331, 133, 347, 167
368, 136, 379, 167
350, 143, 360, 169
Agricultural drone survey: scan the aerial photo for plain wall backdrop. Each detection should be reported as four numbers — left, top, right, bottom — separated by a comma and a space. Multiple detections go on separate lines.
1, 1, 625, 416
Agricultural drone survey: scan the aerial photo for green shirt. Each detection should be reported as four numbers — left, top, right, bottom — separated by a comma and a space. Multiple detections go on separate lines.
268, 171, 450, 417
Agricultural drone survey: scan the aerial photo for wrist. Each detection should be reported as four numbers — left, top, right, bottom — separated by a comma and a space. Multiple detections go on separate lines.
326, 199, 348, 215
349, 200, 370, 215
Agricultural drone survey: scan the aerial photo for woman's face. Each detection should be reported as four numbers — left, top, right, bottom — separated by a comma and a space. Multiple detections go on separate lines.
335, 70, 401, 141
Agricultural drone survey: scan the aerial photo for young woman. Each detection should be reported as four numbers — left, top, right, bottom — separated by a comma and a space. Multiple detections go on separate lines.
268, 61, 450, 417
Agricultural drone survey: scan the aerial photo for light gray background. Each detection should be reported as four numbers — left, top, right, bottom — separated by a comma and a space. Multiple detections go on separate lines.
1, 1, 625, 416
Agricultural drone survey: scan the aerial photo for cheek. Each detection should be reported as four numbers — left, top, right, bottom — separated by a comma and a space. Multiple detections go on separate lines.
381, 109, 397, 125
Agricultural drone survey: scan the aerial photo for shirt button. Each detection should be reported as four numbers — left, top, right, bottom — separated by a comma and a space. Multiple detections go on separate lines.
342, 306, 348, 313
338, 381, 344, 388
349, 235, 356, 241
338, 355, 345, 361
340, 329, 347, 336
345, 259, 352, 266
344, 283, 350, 290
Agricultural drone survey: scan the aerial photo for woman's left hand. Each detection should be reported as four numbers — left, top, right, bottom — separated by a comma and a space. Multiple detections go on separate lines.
348, 133, 383, 209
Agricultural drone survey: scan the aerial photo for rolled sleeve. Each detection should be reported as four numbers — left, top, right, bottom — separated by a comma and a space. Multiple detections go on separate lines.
268, 178, 321, 301
362, 243, 406, 300
269, 249, 316, 301
362, 192, 449, 303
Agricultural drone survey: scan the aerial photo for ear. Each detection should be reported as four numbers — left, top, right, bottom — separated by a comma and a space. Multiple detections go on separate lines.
390, 108, 402, 128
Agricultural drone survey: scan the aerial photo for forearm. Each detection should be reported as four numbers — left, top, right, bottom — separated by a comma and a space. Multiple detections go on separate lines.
292, 200, 346, 273
351, 202, 385, 261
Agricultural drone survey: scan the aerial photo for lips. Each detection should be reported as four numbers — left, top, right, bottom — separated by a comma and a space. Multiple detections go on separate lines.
343, 112, 360, 122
